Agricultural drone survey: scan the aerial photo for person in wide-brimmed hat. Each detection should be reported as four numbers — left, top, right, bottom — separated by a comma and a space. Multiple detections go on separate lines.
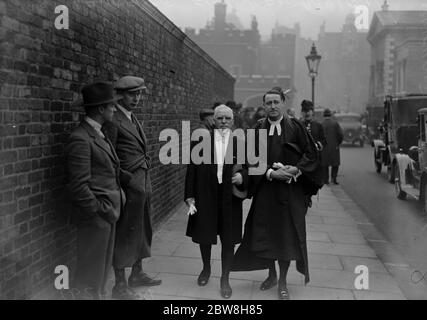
65, 81, 124, 300
103, 75, 161, 300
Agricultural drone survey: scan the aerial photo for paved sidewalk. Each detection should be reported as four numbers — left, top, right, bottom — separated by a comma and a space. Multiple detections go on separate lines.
119, 186, 411, 300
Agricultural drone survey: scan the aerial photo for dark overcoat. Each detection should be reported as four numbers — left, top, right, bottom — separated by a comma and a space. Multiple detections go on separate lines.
232, 117, 319, 284
104, 107, 153, 268
321, 117, 344, 167
184, 130, 249, 246
65, 120, 123, 297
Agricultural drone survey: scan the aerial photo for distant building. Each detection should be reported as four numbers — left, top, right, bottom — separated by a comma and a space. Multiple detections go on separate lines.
315, 14, 370, 114
367, 6, 427, 108
185, 1, 296, 109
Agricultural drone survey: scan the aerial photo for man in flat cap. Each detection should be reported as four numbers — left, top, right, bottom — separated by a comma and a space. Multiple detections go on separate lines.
104, 76, 161, 300
65, 81, 124, 299
199, 108, 215, 131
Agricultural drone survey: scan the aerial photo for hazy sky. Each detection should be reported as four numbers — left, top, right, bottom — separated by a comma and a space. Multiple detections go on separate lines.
150, 0, 427, 40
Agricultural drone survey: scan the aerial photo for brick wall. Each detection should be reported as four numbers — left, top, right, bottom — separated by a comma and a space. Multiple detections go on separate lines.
0, 0, 234, 299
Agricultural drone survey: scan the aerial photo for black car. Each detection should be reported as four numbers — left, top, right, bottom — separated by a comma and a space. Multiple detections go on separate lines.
334, 113, 364, 147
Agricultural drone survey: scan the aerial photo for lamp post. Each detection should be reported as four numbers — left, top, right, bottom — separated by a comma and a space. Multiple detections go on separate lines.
305, 43, 322, 108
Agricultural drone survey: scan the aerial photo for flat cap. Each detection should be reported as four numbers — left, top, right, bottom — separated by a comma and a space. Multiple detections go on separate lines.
199, 108, 214, 121
114, 76, 147, 92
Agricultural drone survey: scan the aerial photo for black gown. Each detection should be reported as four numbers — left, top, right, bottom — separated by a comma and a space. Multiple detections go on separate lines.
231, 117, 318, 284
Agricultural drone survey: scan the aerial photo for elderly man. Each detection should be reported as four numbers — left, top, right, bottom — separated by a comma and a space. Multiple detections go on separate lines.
104, 76, 161, 300
232, 88, 319, 300
65, 81, 123, 299
185, 105, 248, 299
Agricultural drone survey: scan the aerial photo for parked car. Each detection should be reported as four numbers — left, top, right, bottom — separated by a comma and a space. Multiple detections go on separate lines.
366, 105, 384, 143
334, 113, 364, 147
393, 107, 427, 214
372, 94, 427, 183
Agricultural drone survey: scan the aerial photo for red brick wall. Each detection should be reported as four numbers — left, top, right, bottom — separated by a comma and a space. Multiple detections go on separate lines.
0, 0, 234, 299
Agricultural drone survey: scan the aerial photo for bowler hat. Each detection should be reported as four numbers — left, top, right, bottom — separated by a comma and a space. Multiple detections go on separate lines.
81, 81, 118, 107
114, 76, 147, 92
323, 108, 332, 117
301, 100, 314, 112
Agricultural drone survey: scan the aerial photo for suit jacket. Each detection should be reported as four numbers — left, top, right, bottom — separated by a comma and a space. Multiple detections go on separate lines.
103, 108, 150, 186
65, 120, 123, 225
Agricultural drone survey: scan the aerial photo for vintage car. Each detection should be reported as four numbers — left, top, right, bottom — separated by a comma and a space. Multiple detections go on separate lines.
393, 108, 427, 213
373, 94, 427, 183
334, 113, 364, 147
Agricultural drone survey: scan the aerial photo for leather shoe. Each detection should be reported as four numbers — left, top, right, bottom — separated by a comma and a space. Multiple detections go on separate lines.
112, 282, 142, 300
332, 179, 339, 185
197, 269, 211, 286
128, 273, 162, 288
260, 276, 277, 291
278, 285, 290, 300
220, 278, 232, 299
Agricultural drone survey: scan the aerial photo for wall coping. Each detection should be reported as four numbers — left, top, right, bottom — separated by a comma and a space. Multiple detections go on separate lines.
131, 0, 235, 83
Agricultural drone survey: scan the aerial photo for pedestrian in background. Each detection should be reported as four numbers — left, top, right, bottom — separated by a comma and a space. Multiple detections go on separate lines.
104, 76, 161, 300
321, 108, 344, 185
199, 108, 215, 131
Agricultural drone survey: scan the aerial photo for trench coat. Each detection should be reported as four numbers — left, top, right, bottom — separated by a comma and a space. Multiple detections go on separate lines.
103, 107, 153, 268
231, 117, 319, 284
321, 117, 344, 167
65, 120, 124, 297
184, 130, 249, 246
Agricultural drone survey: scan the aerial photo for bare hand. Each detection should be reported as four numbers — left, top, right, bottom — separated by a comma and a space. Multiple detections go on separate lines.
271, 169, 293, 182
232, 173, 243, 185
283, 165, 299, 175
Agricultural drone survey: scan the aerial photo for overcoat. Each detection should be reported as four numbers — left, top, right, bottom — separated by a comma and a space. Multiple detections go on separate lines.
104, 107, 153, 268
184, 129, 249, 246
321, 117, 344, 167
65, 120, 123, 297
232, 117, 319, 284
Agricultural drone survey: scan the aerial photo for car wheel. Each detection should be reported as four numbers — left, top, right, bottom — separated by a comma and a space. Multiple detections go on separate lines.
394, 165, 407, 200
374, 153, 381, 173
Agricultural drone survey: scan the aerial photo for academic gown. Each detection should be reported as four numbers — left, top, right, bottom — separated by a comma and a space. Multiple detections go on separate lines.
184, 130, 249, 246
231, 117, 318, 284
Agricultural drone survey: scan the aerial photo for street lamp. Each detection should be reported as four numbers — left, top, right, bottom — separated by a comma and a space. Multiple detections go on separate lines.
305, 43, 322, 108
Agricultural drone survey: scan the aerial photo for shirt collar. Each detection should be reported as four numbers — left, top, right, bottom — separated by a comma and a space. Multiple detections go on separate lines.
116, 103, 132, 121
268, 116, 284, 126
84, 117, 104, 138
214, 129, 231, 140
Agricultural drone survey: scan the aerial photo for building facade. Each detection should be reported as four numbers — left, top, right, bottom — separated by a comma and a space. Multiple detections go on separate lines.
367, 8, 427, 108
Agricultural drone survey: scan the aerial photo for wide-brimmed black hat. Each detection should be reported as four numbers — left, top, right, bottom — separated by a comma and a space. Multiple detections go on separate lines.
301, 100, 314, 112
81, 81, 118, 107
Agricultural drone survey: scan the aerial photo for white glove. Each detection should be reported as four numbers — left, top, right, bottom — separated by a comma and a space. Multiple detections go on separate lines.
186, 198, 197, 216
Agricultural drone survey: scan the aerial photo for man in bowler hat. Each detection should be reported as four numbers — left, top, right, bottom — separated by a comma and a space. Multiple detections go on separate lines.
65, 81, 124, 299
321, 108, 343, 185
104, 76, 161, 300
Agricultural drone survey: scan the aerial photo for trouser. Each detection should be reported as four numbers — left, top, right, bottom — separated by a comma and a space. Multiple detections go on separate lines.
323, 166, 339, 182
73, 216, 115, 300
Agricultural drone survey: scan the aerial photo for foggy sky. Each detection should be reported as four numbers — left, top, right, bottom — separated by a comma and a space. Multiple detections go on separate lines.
150, 0, 427, 40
